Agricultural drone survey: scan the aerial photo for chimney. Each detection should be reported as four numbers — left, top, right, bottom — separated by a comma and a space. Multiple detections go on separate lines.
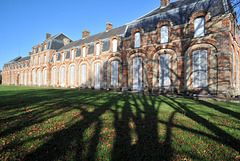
82, 30, 90, 38
161, 0, 170, 8
29, 51, 32, 55
106, 23, 113, 31
46, 33, 51, 40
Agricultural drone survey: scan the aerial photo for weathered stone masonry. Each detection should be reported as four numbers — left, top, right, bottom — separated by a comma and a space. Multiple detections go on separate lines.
2, 0, 240, 96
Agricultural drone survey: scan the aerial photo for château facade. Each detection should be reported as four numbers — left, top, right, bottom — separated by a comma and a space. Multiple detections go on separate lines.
2, 0, 240, 96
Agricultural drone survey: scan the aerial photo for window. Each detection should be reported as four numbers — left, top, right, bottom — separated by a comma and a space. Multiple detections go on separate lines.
193, 50, 208, 88
21, 72, 23, 84
237, 54, 239, 88
81, 65, 87, 86
33, 70, 36, 85
83, 47, 86, 58
133, 57, 142, 90
96, 43, 100, 55
62, 53, 65, 62
44, 68, 47, 85
70, 65, 75, 86
54, 55, 56, 63
44, 44, 47, 50
60, 67, 65, 87
159, 54, 171, 87
38, 70, 42, 86
39, 47, 41, 52
52, 68, 56, 86
113, 39, 117, 52
28, 72, 31, 85
231, 50, 235, 88
134, 32, 141, 48
95, 63, 100, 89
71, 50, 75, 60
161, 26, 169, 43
194, 17, 205, 37
111, 61, 118, 87
24, 72, 27, 85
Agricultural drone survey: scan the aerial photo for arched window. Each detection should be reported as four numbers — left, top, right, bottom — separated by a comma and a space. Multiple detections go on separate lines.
237, 53, 239, 88
133, 57, 142, 90
33, 70, 36, 85
111, 61, 118, 87
81, 65, 87, 86
159, 54, 171, 87
60, 67, 65, 87
28, 72, 31, 85
95, 63, 101, 89
38, 70, 42, 86
134, 32, 141, 48
231, 49, 235, 88
70, 65, 75, 86
161, 26, 169, 43
96, 43, 100, 55
194, 17, 205, 37
24, 72, 27, 85
52, 68, 56, 86
193, 50, 208, 88
113, 39, 118, 52
44, 68, 47, 85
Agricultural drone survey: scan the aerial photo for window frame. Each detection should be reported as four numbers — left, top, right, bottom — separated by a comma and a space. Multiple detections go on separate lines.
194, 17, 205, 38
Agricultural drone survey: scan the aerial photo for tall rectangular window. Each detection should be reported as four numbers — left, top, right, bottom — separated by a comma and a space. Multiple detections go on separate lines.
44, 55, 47, 64
95, 63, 100, 89
52, 68, 56, 85
83, 47, 86, 58
194, 17, 205, 37
134, 32, 141, 48
81, 65, 87, 86
159, 54, 171, 87
71, 50, 75, 60
111, 61, 118, 87
113, 39, 117, 52
161, 26, 169, 43
96, 43, 100, 55
193, 50, 208, 88
28, 72, 31, 85
231, 50, 235, 88
70, 66, 75, 86
24, 72, 27, 85
44, 69, 47, 85
62, 53, 65, 62
237, 55, 239, 88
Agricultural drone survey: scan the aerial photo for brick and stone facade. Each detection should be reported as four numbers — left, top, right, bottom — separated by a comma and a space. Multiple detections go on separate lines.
2, 0, 240, 96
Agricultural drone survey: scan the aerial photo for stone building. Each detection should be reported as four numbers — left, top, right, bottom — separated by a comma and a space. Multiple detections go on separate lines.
2, 0, 240, 96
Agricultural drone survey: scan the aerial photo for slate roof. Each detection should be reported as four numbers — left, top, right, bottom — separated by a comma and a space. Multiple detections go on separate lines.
125, 0, 233, 37
33, 33, 73, 54
58, 25, 127, 51
4, 56, 30, 67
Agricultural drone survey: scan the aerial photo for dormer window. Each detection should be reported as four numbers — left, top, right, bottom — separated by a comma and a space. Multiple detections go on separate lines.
113, 39, 117, 52
62, 53, 65, 62
161, 26, 169, 43
194, 17, 205, 38
54, 55, 56, 63
134, 32, 140, 48
82, 47, 86, 58
44, 44, 47, 50
33, 48, 36, 54
71, 49, 75, 60
96, 43, 100, 55
39, 47, 41, 52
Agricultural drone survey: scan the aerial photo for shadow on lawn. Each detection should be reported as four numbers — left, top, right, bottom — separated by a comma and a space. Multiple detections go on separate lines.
1, 88, 239, 160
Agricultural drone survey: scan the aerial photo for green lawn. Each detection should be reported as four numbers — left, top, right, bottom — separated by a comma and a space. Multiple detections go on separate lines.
0, 85, 239, 161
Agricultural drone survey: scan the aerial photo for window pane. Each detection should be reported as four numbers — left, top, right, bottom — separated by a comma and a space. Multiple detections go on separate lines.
135, 32, 140, 48
111, 61, 118, 86
159, 54, 171, 87
194, 17, 205, 37
161, 26, 169, 43
113, 39, 117, 52
83, 47, 86, 58
96, 43, 100, 55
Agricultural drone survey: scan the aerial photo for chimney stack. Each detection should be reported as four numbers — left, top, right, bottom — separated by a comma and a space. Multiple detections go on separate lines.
106, 23, 113, 31
46, 33, 51, 40
161, 0, 170, 8
82, 30, 90, 38
29, 51, 32, 55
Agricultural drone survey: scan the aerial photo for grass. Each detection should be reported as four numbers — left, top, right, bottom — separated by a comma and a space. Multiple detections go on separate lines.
0, 85, 239, 161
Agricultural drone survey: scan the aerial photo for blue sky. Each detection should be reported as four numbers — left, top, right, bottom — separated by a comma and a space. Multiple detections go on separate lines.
0, 0, 180, 70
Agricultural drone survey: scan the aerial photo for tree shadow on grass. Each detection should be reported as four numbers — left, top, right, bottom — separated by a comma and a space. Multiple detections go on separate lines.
162, 96, 240, 154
